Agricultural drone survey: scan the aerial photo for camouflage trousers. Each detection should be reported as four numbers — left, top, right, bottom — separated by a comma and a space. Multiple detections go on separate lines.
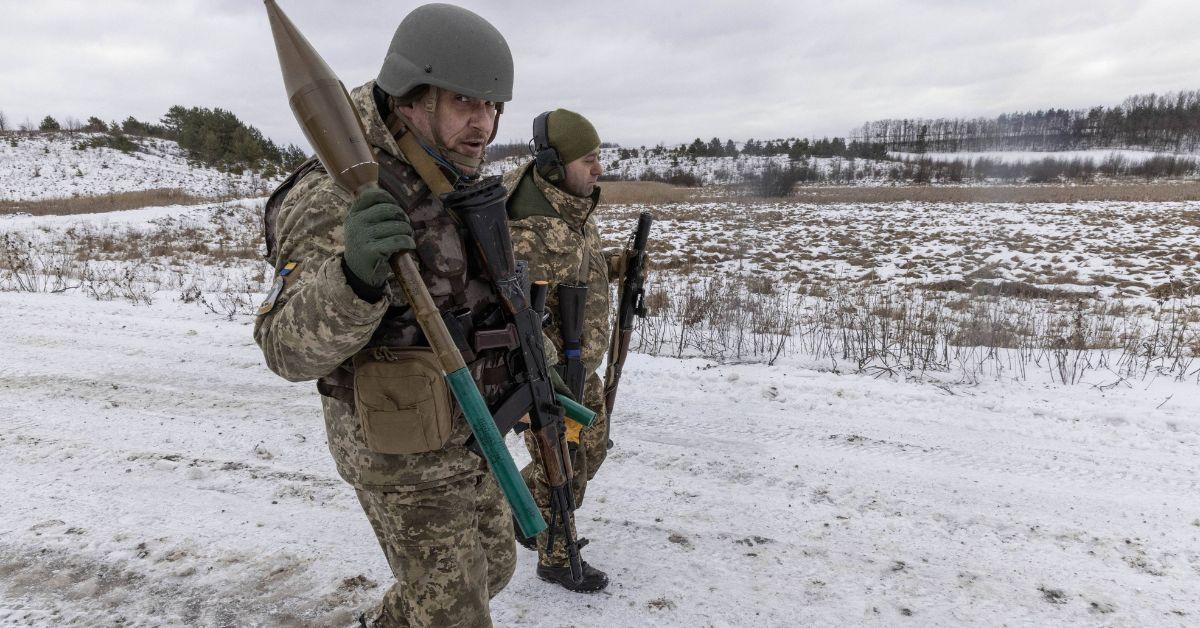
520, 375, 609, 567
356, 471, 517, 628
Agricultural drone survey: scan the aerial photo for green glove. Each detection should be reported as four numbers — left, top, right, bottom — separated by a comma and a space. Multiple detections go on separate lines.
343, 188, 415, 289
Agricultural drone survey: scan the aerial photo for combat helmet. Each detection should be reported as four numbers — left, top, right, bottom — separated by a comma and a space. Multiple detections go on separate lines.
377, 3, 513, 104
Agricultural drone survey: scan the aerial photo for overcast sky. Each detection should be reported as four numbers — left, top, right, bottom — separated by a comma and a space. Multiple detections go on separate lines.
3, 1, 1200, 150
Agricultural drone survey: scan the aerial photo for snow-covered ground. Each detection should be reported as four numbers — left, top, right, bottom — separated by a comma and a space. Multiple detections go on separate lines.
598, 200, 1200, 298
9, 195, 1196, 301
0, 132, 276, 201
2, 156, 1199, 625
890, 149, 1197, 165
1, 289, 1198, 626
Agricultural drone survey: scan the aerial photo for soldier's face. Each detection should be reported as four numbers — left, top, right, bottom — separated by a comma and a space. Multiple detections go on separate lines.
562, 149, 602, 197
398, 88, 497, 175
435, 91, 497, 172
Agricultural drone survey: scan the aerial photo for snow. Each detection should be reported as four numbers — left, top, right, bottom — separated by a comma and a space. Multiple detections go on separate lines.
2, 147, 1200, 625
0, 133, 277, 201
595, 200, 1200, 298
0, 198, 261, 231
1, 289, 1198, 626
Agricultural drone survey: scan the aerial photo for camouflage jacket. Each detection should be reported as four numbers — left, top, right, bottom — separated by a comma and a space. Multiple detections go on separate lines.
254, 81, 520, 490
503, 162, 615, 395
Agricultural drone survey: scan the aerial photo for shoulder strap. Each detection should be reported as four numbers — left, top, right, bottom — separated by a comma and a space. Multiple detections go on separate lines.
263, 156, 324, 265
396, 131, 455, 197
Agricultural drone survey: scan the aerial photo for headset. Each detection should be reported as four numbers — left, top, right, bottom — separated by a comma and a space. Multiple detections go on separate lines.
531, 110, 565, 184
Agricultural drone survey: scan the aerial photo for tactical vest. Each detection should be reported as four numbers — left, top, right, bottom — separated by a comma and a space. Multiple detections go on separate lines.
264, 150, 518, 409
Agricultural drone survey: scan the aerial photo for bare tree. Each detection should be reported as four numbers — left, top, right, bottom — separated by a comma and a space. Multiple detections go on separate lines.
0, 110, 7, 132
19, 118, 33, 132
63, 116, 82, 132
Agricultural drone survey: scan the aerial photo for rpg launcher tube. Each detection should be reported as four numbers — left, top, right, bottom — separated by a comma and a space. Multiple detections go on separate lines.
264, 0, 545, 538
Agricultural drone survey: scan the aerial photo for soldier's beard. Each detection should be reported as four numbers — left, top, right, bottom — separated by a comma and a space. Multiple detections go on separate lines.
395, 109, 485, 174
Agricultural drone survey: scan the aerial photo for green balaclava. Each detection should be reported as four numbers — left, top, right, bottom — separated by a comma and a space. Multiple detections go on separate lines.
547, 109, 600, 166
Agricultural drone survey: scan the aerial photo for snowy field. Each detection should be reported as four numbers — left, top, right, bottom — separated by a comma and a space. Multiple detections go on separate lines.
0, 133, 276, 201
598, 200, 1200, 297
1, 196, 1199, 626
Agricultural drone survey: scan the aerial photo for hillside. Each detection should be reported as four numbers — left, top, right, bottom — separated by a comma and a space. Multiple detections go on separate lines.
485, 148, 897, 187
0, 132, 279, 203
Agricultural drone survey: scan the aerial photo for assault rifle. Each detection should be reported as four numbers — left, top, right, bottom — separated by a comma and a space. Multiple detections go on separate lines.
603, 211, 653, 420
447, 180, 595, 586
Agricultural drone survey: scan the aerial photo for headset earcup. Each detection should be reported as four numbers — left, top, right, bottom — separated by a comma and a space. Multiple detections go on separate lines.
532, 110, 565, 184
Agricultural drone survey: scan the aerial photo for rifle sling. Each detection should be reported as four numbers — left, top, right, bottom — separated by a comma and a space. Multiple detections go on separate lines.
396, 129, 456, 198
465, 385, 534, 455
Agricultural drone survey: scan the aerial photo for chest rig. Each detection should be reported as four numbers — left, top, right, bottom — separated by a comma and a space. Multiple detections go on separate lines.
317, 147, 520, 406
378, 147, 522, 376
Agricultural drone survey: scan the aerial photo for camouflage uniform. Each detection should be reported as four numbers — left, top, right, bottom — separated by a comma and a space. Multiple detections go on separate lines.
255, 81, 516, 628
502, 161, 616, 568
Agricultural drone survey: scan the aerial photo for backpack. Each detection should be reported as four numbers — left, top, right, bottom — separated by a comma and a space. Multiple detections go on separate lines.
262, 156, 324, 266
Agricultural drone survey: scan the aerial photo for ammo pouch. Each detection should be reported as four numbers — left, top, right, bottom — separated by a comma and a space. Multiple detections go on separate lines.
352, 347, 453, 455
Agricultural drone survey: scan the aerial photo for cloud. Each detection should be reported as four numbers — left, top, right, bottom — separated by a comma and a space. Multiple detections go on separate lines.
2, 1, 1198, 149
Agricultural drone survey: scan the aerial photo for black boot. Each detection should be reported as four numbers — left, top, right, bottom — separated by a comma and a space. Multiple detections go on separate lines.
536, 561, 609, 593
512, 515, 537, 551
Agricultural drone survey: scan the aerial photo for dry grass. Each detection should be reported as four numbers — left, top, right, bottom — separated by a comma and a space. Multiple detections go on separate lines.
633, 271, 1200, 383
600, 181, 698, 204
0, 188, 216, 216
786, 182, 1200, 203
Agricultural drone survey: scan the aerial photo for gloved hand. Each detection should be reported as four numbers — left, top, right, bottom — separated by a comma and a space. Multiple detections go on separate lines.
343, 188, 415, 289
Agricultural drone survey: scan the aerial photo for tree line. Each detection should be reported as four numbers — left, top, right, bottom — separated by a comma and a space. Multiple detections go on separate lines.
1, 108, 307, 176
620, 136, 889, 161
856, 89, 1200, 153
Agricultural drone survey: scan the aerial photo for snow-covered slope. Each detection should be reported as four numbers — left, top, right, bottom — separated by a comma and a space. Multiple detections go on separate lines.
0, 132, 277, 201
484, 148, 896, 185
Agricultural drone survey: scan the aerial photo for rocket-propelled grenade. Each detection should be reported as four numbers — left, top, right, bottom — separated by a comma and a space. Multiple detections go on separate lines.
264, 0, 377, 195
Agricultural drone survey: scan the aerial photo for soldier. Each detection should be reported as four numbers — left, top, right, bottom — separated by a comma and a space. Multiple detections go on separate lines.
254, 5, 530, 626
504, 110, 619, 592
